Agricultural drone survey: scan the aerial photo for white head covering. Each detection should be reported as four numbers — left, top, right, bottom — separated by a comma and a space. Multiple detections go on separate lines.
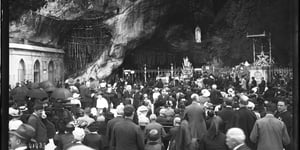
90, 107, 98, 116
72, 127, 85, 141
9, 107, 21, 117
247, 101, 255, 110
9, 119, 23, 130
138, 116, 150, 126
116, 104, 124, 115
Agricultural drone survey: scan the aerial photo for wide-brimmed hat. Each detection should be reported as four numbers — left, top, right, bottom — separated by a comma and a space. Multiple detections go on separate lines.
18, 105, 28, 112
201, 89, 210, 97
148, 129, 159, 141
9, 124, 36, 142
65, 78, 75, 85
72, 93, 81, 99
204, 102, 214, 109
9, 119, 23, 131
9, 107, 22, 117
138, 116, 149, 126
77, 120, 88, 128
138, 106, 148, 112
33, 103, 44, 111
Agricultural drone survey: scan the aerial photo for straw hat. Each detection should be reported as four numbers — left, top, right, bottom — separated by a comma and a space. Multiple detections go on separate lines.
138, 116, 149, 126
148, 129, 159, 141
72, 127, 85, 141
9, 107, 22, 117
9, 124, 36, 142
201, 89, 211, 97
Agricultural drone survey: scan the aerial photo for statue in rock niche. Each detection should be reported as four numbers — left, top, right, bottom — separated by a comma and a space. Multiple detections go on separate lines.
195, 26, 201, 43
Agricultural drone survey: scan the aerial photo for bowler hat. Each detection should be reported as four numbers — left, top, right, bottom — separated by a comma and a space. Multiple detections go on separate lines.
9, 107, 22, 117
33, 103, 44, 110
87, 122, 100, 132
9, 124, 36, 142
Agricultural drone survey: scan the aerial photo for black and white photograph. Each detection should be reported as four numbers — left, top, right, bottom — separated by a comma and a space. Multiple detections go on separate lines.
2, 0, 299, 150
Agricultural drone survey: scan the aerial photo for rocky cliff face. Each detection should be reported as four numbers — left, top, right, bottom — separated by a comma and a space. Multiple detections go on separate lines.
9, 0, 296, 80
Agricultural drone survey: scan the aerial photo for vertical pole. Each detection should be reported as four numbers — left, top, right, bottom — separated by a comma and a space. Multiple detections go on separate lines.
144, 64, 147, 83
122, 68, 124, 79
158, 66, 160, 77
171, 63, 174, 78
253, 39, 256, 63
269, 32, 272, 64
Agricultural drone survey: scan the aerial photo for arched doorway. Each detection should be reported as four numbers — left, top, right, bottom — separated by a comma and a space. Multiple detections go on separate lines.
18, 59, 26, 82
34, 60, 40, 83
48, 61, 54, 83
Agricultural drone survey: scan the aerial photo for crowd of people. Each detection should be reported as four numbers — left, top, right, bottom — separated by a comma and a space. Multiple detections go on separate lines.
8, 71, 293, 150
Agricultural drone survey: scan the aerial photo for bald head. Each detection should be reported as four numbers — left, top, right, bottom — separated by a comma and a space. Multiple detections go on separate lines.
191, 93, 199, 102
226, 128, 246, 149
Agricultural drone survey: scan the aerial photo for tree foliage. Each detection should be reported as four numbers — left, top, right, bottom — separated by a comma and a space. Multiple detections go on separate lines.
9, 0, 47, 22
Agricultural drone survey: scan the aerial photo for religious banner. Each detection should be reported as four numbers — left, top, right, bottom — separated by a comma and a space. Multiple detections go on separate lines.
249, 66, 268, 85
181, 57, 193, 80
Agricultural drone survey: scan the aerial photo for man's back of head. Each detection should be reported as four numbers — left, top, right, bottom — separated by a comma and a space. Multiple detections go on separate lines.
239, 95, 249, 107
149, 114, 157, 121
226, 127, 246, 149
124, 105, 135, 118
265, 103, 277, 114
191, 93, 199, 102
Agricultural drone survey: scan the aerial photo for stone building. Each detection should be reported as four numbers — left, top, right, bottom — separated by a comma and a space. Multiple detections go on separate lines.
9, 43, 64, 87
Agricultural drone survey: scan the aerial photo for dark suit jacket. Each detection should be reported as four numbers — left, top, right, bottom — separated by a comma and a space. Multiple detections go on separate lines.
209, 89, 223, 105
80, 87, 94, 107
202, 133, 229, 150
83, 133, 104, 150
27, 114, 48, 143
183, 102, 207, 140
112, 118, 145, 150
274, 110, 293, 136
217, 107, 235, 133
233, 107, 257, 150
106, 116, 124, 149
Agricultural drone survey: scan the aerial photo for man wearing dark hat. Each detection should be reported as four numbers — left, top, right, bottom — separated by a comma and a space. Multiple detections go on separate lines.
233, 94, 257, 150
9, 123, 36, 150
27, 103, 48, 149
111, 105, 144, 150
83, 122, 104, 150
182, 93, 207, 145
145, 129, 164, 150
217, 98, 235, 133
107, 105, 124, 150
